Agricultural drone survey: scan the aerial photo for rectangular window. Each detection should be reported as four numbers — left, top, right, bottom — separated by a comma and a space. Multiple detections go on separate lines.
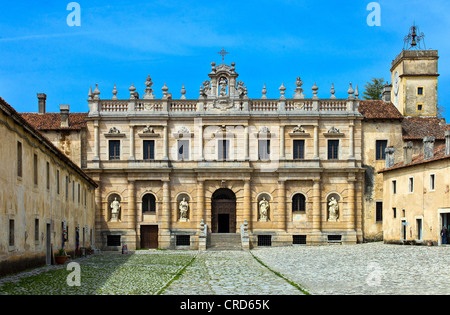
409, 177, 414, 193
33, 154, 38, 185
17, 142, 22, 177
72, 181, 75, 202
376, 202, 383, 222
66, 176, 69, 201
46, 162, 50, 190
35, 219, 39, 243
109, 140, 121, 160
178, 140, 190, 161
430, 174, 436, 191
417, 87, 424, 95
417, 104, 424, 112
293, 235, 307, 245
393, 207, 397, 219
218, 140, 229, 161
328, 140, 339, 160
257, 235, 272, 247
293, 140, 305, 160
176, 235, 191, 246
392, 180, 397, 194
57, 170, 60, 195
258, 140, 270, 161
107, 235, 121, 247
78, 183, 80, 204
9, 220, 14, 247
376, 140, 388, 160
143, 140, 155, 160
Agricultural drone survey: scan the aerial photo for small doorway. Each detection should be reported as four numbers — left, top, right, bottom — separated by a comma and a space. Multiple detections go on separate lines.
211, 189, 236, 234
141, 225, 158, 249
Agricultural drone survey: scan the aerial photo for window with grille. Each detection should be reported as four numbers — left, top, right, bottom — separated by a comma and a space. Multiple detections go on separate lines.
107, 235, 121, 247
176, 235, 191, 246
293, 140, 305, 160
328, 140, 339, 160
109, 140, 121, 160
292, 194, 306, 212
258, 235, 272, 247
293, 235, 307, 245
143, 140, 155, 160
328, 235, 342, 242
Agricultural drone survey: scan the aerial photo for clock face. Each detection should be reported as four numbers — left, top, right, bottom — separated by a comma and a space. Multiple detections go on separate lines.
393, 71, 400, 96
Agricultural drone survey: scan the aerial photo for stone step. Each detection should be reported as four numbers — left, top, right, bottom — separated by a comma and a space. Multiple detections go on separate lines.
208, 233, 242, 251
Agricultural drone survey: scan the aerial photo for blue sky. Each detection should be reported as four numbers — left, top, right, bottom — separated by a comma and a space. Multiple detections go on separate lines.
0, 0, 449, 121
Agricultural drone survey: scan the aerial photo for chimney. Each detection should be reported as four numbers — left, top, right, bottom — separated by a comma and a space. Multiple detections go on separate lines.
382, 84, 392, 103
403, 141, 413, 164
423, 136, 435, 160
37, 93, 47, 114
60, 105, 70, 128
385, 147, 395, 168
445, 130, 450, 156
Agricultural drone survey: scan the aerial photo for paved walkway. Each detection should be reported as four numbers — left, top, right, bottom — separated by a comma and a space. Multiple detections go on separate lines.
252, 243, 450, 295
162, 250, 304, 295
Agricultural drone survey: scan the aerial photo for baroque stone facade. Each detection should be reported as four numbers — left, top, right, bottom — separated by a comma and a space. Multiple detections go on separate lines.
84, 62, 365, 250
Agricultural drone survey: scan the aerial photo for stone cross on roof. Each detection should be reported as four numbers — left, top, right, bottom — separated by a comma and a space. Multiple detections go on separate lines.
218, 48, 229, 64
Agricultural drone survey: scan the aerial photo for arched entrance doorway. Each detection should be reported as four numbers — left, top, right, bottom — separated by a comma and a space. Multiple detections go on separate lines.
211, 188, 237, 233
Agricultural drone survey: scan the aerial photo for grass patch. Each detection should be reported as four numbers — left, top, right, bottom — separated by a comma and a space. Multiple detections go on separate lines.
250, 252, 311, 295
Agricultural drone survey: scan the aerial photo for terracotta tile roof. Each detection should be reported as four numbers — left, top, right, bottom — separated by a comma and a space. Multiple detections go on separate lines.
358, 100, 404, 120
0, 97, 97, 188
20, 112, 88, 131
402, 116, 449, 140
379, 144, 449, 173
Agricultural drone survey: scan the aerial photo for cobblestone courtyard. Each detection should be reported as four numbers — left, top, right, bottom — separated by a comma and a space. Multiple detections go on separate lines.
1, 243, 449, 295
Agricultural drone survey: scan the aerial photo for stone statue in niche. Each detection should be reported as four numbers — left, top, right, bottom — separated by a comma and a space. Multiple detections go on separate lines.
110, 197, 121, 222
219, 77, 228, 97
179, 198, 189, 222
328, 197, 339, 222
259, 197, 270, 222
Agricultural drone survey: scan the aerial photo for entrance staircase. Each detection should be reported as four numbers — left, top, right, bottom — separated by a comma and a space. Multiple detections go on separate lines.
208, 233, 242, 251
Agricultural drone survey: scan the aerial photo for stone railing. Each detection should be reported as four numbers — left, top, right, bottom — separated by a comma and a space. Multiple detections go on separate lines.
92, 98, 357, 115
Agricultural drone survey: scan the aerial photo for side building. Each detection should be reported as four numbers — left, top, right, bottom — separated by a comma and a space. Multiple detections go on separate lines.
379, 132, 450, 245
0, 97, 97, 277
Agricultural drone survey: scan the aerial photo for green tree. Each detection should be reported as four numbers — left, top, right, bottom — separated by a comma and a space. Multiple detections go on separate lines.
363, 78, 385, 100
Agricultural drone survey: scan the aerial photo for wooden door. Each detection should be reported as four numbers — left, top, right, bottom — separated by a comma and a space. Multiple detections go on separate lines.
212, 200, 236, 233
141, 225, 158, 249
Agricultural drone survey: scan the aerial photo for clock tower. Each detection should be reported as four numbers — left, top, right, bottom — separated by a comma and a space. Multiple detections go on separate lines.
390, 25, 439, 117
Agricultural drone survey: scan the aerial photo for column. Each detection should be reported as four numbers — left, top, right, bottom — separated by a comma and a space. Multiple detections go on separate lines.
278, 180, 287, 231
129, 125, 135, 161
314, 125, 319, 159
197, 122, 204, 161
349, 123, 355, 159
348, 175, 356, 231
243, 179, 252, 230
244, 126, 250, 161
94, 120, 100, 160
279, 126, 285, 160
162, 180, 171, 230
312, 178, 321, 232
163, 125, 169, 160
127, 180, 137, 247
94, 175, 102, 245
197, 180, 205, 224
